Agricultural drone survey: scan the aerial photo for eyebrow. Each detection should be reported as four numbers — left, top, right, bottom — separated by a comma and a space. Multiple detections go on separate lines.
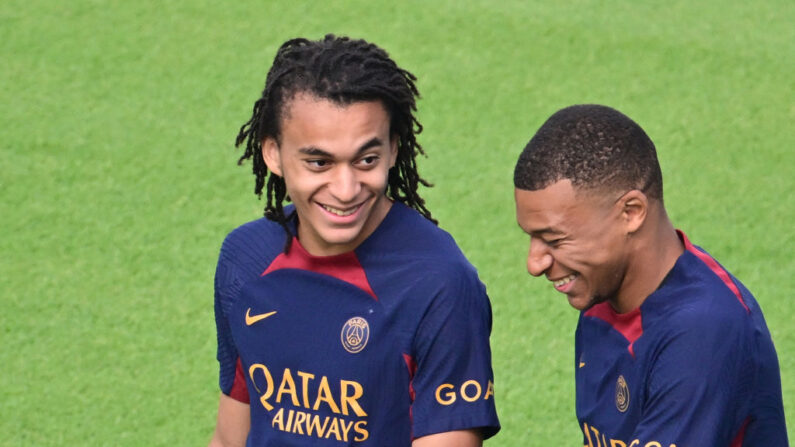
298, 137, 384, 157
527, 227, 566, 237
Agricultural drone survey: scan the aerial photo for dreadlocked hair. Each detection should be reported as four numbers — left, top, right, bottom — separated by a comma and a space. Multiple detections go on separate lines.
235, 34, 435, 251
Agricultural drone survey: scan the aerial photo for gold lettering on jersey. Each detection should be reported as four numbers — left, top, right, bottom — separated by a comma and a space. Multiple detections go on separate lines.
248, 362, 369, 442
461, 380, 482, 402
484, 380, 495, 400
276, 368, 300, 407
435, 383, 456, 405
271, 408, 369, 442
297, 370, 314, 407
313, 376, 341, 414
434, 379, 494, 405
340, 380, 367, 416
582, 422, 677, 447
248, 363, 275, 410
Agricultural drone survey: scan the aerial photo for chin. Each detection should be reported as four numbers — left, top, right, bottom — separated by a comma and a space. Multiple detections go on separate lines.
567, 297, 590, 311
321, 228, 364, 246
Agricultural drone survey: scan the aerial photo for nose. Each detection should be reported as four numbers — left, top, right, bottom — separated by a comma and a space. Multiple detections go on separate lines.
328, 165, 361, 203
526, 237, 553, 277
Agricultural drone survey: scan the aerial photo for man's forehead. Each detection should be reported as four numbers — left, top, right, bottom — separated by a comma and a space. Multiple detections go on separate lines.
282, 91, 384, 118
515, 179, 578, 208
514, 180, 603, 232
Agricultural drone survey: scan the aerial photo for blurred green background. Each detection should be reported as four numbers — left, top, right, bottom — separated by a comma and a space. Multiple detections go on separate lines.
1, 0, 792, 444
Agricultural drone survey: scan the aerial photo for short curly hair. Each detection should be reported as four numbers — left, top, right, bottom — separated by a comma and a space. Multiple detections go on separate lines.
514, 104, 663, 201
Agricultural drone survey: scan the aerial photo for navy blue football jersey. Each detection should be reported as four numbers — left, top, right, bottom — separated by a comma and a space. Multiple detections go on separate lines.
214, 203, 500, 446
575, 231, 787, 447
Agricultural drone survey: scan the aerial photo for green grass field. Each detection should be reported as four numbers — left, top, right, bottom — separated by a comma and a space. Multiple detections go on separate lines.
1, 0, 792, 444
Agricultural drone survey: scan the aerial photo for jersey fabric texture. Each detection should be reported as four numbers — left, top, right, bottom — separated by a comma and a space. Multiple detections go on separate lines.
214, 203, 500, 446
575, 230, 787, 447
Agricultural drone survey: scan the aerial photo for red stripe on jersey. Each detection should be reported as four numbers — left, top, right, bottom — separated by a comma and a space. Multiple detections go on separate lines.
678, 230, 749, 313
585, 303, 643, 357
730, 417, 750, 447
262, 237, 377, 300
403, 353, 417, 402
403, 353, 418, 440
228, 357, 250, 404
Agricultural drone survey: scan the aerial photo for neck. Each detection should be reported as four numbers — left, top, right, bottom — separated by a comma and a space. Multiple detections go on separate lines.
611, 207, 684, 313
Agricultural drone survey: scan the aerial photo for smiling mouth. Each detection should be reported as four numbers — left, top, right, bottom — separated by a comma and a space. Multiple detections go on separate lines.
320, 203, 362, 217
552, 273, 577, 288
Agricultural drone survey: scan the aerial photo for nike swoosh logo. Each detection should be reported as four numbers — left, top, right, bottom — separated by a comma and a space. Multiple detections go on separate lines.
579, 361, 586, 368
245, 308, 277, 326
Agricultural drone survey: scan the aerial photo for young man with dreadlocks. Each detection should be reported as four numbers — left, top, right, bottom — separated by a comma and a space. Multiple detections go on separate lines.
513, 104, 787, 446
209, 35, 500, 446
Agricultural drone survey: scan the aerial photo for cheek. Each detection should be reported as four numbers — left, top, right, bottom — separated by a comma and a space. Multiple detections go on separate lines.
558, 244, 617, 278
587, 249, 627, 289
282, 174, 322, 202
365, 166, 392, 189
577, 227, 626, 266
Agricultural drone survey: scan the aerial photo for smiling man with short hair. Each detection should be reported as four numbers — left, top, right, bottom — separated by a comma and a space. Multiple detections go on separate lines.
513, 104, 787, 446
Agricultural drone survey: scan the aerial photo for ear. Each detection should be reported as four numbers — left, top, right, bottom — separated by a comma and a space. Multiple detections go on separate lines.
619, 189, 648, 234
388, 135, 399, 168
261, 137, 283, 177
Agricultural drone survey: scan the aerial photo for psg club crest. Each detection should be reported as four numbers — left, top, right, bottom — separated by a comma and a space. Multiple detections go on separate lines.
341, 317, 370, 354
615, 375, 630, 413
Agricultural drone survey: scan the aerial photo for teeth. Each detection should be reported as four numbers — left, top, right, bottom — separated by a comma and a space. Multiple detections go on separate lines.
553, 274, 577, 287
322, 204, 357, 217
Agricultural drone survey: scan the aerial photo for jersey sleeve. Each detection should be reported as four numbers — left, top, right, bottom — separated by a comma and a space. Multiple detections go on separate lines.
408, 264, 500, 440
631, 307, 754, 446
213, 235, 248, 402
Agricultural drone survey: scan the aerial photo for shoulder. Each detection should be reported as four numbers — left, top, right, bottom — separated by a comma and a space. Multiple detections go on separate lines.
648, 247, 754, 325
361, 203, 486, 302
638, 248, 763, 360
219, 217, 286, 261
365, 202, 471, 265
215, 216, 288, 291
651, 246, 778, 369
